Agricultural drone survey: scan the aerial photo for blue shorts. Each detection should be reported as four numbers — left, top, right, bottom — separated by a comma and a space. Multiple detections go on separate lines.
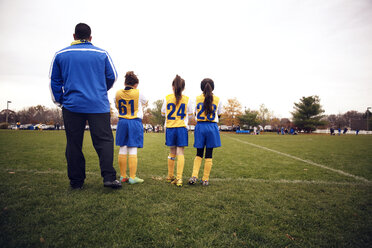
194, 122, 221, 148
165, 127, 188, 147
115, 118, 143, 148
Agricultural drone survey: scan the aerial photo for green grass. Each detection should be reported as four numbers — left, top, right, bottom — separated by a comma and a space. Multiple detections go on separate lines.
0, 130, 371, 247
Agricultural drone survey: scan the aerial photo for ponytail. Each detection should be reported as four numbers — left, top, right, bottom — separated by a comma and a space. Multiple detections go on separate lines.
201, 78, 214, 116
125, 71, 139, 86
172, 75, 185, 105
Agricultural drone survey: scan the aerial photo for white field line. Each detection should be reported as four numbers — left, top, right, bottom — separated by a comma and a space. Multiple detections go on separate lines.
2, 169, 370, 186
224, 135, 371, 184
213, 177, 369, 186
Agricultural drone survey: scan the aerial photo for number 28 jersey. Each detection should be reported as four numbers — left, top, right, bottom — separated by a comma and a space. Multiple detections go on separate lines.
161, 94, 194, 128
195, 94, 222, 123
115, 88, 147, 119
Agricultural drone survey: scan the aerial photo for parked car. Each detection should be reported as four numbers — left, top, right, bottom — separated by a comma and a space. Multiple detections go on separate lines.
20, 124, 34, 130
220, 125, 233, 131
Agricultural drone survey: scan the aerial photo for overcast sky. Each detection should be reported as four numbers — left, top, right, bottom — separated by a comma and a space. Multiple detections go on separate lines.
0, 0, 371, 118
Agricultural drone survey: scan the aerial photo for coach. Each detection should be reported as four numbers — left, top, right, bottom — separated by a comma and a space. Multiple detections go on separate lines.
49, 23, 121, 189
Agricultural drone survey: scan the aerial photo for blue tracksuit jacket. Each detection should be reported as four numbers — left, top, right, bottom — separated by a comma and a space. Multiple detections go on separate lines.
49, 42, 117, 113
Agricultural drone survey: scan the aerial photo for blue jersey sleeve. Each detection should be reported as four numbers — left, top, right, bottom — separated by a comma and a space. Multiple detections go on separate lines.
104, 52, 117, 90
49, 54, 64, 106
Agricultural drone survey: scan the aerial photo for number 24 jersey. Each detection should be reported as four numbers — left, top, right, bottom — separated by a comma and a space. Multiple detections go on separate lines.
161, 94, 194, 128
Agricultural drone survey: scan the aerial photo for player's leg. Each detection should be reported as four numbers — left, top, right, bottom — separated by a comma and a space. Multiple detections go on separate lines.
189, 148, 204, 185
62, 108, 87, 189
166, 128, 177, 182
167, 146, 177, 182
190, 123, 206, 184
118, 146, 129, 182
116, 118, 130, 183
201, 123, 220, 186
174, 146, 185, 186
172, 127, 188, 187
127, 147, 144, 184
126, 119, 144, 184
202, 148, 213, 185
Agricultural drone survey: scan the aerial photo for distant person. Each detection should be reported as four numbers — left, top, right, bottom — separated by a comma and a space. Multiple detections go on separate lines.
16, 121, 20, 130
343, 128, 348, 134
330, 127, 334, 135
189, 78, 222, 186
161, 75, 193, 187
115, 71, 147, 185
49, 23, 121, 189
338, 128, 341, 136
281, 127, 285, 135
356, 129, 359, 135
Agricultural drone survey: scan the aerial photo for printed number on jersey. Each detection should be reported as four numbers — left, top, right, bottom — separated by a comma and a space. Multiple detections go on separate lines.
197, 103, 216, 121
167, 103, 186, 120
118, 99, 134, 116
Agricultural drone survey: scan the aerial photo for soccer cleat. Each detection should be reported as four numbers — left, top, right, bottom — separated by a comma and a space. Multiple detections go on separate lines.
128, 177, 144, 184
120, 176, 129, 183
166, 176, 175, 183
188, 176, 198, 185
171, 178, 183, 187
103, 180, 122, 189
201, 180, 209, 186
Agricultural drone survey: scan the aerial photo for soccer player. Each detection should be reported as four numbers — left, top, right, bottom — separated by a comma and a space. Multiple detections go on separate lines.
115, 71, 147, 184
189, 78, 222, 186
161, 75, 193, 187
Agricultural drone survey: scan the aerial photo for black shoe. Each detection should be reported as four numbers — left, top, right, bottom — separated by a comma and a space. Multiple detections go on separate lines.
103, 180, 122, 189
70, 185, 83, 190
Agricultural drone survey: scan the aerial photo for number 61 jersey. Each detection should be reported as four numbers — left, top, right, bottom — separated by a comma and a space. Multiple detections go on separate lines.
115, 88, 147, 119
161, 94, 194, 128
195, 94, 222, 123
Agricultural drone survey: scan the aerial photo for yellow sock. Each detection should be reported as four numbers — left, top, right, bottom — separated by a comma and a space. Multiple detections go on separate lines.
192, 156, 202, 178
202, 158, 213, 181
118, 154, 127, 178
176, 155, 185, 180
128, 155, 137, 179
168, 153, 176, 178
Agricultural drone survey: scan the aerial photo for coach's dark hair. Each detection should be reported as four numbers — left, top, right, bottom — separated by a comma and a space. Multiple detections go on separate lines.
172, 75, 185, 105
74, 23, 91, 40
125, 71, 139, 86
201, 78, 214, 116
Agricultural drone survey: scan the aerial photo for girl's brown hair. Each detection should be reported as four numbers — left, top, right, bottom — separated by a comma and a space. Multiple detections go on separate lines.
201, 78, 214, 116
125, 71, 139, 86
172, 75, 185, 105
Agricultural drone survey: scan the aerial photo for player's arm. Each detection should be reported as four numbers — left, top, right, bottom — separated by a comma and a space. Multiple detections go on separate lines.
49, 54, 64, 107
187, 98, 194, 117
217, 100, 223, 119
139, 92, 148, 106
161, 98, 166, 117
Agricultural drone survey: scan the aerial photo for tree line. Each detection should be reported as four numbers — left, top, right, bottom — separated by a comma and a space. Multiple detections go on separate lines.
1, 96, 371, 131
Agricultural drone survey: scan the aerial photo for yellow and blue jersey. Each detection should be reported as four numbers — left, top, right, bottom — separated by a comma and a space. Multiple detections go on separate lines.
115, 88, 147, 119
161, 94, 194, 128
195, 94, 222, 123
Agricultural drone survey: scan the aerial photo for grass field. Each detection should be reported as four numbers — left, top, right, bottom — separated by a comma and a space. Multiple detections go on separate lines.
0, 130, 371, 247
